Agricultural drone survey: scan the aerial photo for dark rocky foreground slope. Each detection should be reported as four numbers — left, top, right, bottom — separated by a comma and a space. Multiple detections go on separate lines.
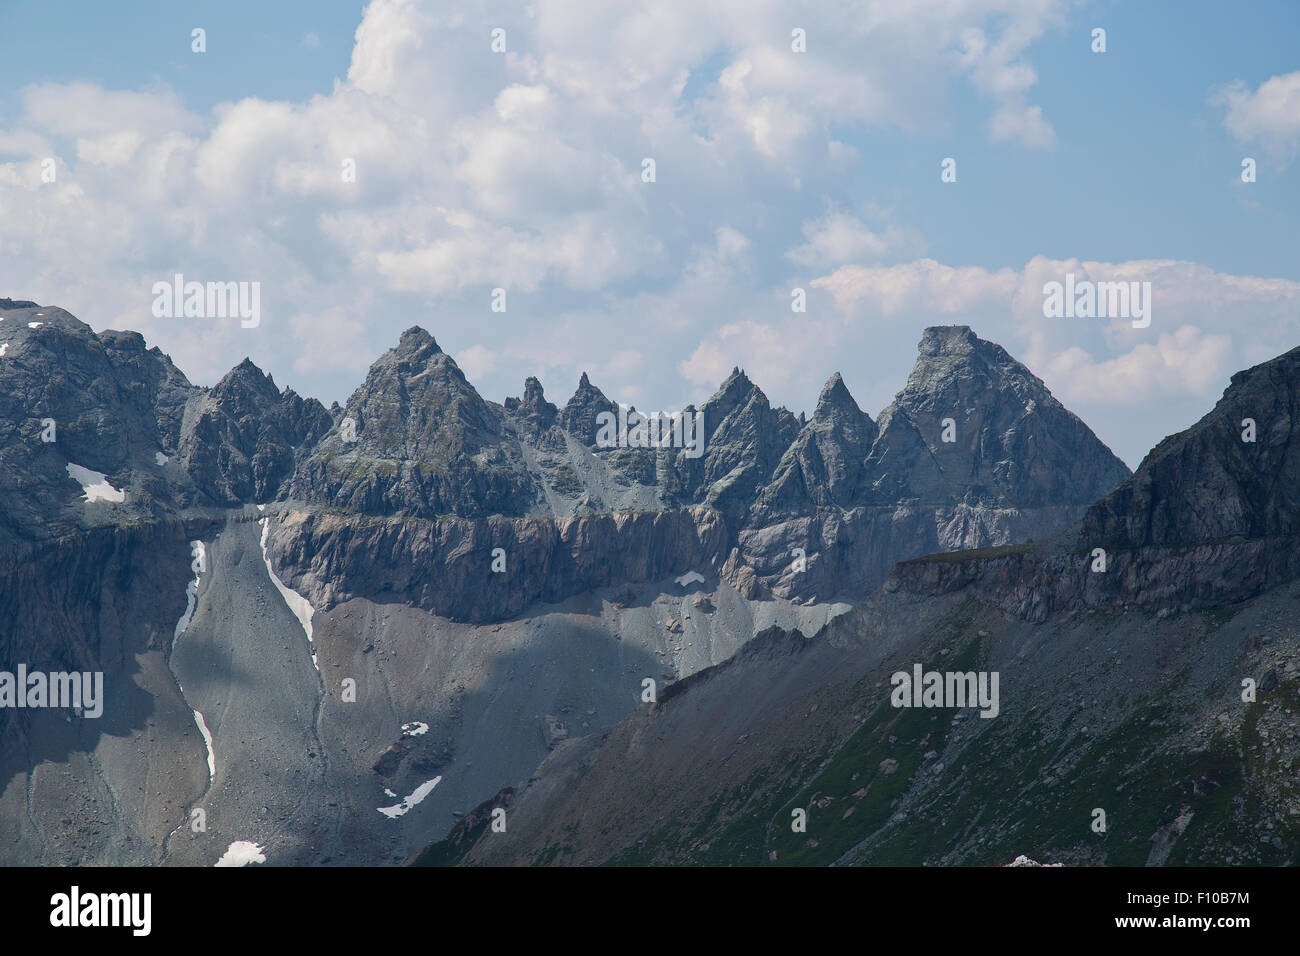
418, 345, 1300, 867
0, 298, 1135, 865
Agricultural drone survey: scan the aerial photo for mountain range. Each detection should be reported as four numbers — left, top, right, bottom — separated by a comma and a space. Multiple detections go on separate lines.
1, 296, 1291, 867
422, 338, 1300, 866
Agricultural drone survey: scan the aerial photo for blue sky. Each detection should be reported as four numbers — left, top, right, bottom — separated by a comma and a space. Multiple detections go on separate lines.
1, 0, 1298, 468
0, 1, 366, 109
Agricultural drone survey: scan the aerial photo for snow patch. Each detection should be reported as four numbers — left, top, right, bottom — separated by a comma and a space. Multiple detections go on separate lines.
193, 710, 216, 780
173, 541, 205, 647
170, 540, 215, 784
402, 721, 429, 737
259, 517, 317, 670
215, 841, 266, 867
155, 451, 169, 466
27, 321, 42, 328
377, 776, 442, 819
1006, 854, 1063, 867
66, 463, 125, 503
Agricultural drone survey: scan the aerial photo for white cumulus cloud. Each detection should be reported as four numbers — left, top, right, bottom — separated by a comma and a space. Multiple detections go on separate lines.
1215, 70, 1300, 159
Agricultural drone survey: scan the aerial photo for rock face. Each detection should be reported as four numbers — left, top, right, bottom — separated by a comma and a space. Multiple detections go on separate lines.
659, 367, 803, 518
418, 338, 1300, 869
857, 326, 1129, 509
1, 297, 1152, 869
287, 326, 1126, 531
1081, 345, 1300, 549
270, 324, 1130, 617
289, 328, 537, 519
0, 305, 193, 545
180, 358, 333, 505
0, 300, 331, 543
0, 303, 1130, 617
556, 372, 616, 443
504, 376, 558, 436
263, 506, 732, 624
893, 343, 1300, 620
758, 372, 877, 515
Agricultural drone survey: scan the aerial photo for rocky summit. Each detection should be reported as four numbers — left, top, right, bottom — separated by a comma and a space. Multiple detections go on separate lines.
6, 296, 1291, 870
858, 326, 1130, 510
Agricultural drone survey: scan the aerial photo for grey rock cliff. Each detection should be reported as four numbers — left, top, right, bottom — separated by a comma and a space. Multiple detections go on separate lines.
859, 326, 1129, 509
289, 327, 538, 518
0, 302, 1132, 624
758, 371, 877, 515
270, 325, 1132, 616
179, 358, 332, 505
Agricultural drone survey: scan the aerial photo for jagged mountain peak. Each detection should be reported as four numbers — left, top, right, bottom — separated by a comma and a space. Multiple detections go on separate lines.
289, 325, 534, 518
900, 325, 1039, 403
918, 324, 981, 354
699, 366, 771, 441
504, 375, 559, 433
360, 327, 477, 406
567, 371, 605, 400
820, 369, 845, 390
814, 372, 866, 422
354, 330, 485, 430
356, 326, 453, 382
861, 327, 1130, 509
558, 371, 617, 444
395, 325, 443, 357
758, 372, 877, 515
523, 375, 546, 402
713, 365, 754, 397
705, 366, 774, 428
181, 352, 332, 506
0, 303, 223, 539
657, 365, 800, 518
212, 357, 280, 403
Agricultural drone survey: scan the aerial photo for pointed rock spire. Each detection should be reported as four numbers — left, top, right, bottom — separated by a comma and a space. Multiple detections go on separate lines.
813, 372, 867, 422
758, 372, 876, 514
861, 326, 1129, 508
559, 372, 617, 444
505, 376, 558, 432
396, 326, 442, 356
289, 326, 536, 519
